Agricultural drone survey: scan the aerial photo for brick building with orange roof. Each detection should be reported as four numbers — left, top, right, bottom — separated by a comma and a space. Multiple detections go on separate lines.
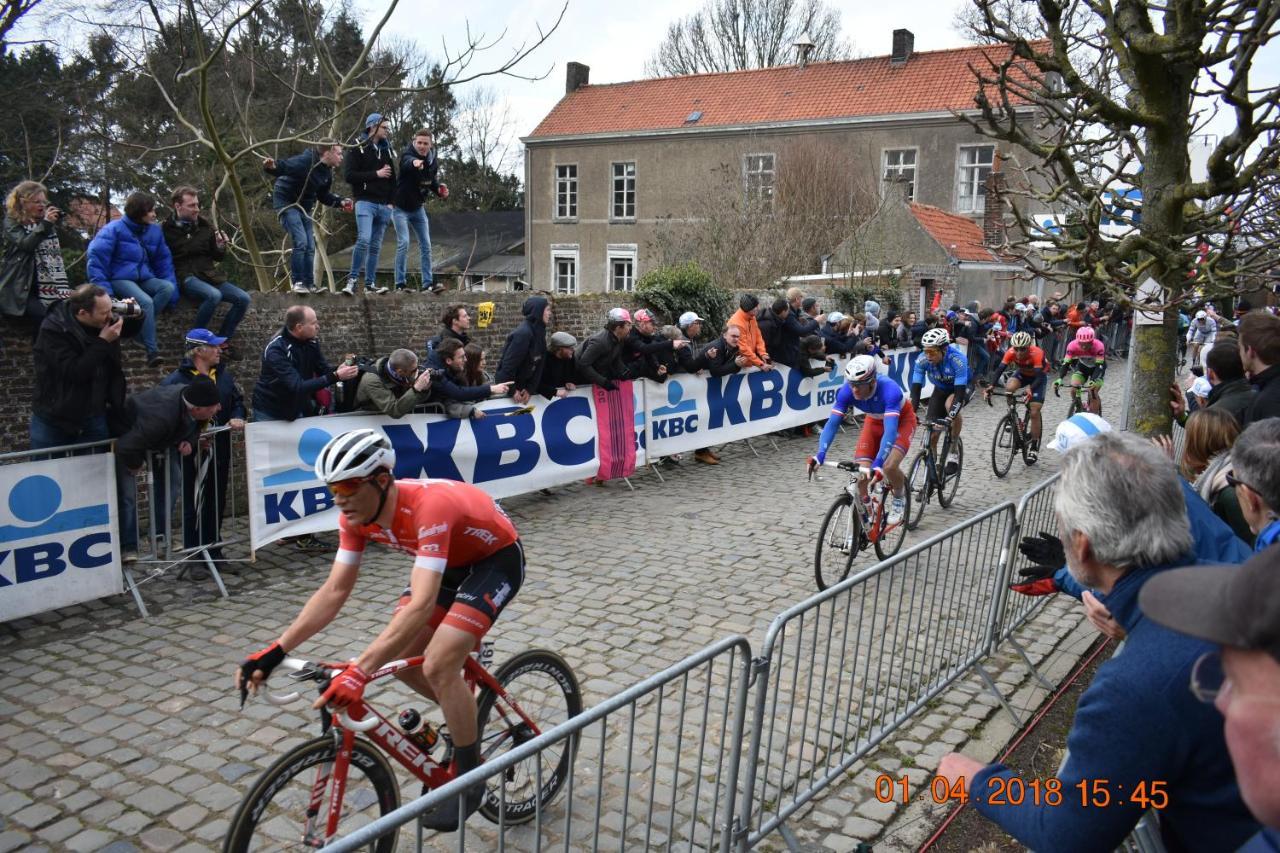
521, 29, 1050, 299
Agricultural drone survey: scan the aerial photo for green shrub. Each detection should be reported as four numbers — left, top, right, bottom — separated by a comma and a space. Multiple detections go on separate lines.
636, 262, 733, 337
832, 283, 905, 317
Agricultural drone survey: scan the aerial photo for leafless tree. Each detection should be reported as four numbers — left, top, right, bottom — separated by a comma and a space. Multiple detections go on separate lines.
454, 86, 520, 178
0, 0, 48, 42
961, 0, 1280, 434
646, 0, 851, 77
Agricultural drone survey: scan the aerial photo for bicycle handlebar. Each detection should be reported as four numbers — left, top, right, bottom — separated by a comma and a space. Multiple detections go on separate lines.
264, 657, 319, 706
263, 656, 384, 732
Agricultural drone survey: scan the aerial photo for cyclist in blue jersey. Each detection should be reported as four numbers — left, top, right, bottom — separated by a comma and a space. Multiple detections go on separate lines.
910, 327, 970, 457
808, 355, 918, 524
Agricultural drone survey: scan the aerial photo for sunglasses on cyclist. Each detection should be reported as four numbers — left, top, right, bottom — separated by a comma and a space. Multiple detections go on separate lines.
327, 477, 371, 497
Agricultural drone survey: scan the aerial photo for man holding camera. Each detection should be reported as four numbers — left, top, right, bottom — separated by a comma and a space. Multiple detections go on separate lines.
30, 284, 142, 449
252, 305, 360, 422
353, 348, 436, 418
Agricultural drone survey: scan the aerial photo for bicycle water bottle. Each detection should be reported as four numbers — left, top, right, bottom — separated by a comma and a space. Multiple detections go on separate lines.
397, 709, 438, 753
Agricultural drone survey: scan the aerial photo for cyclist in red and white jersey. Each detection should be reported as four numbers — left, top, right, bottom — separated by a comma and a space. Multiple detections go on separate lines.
234, 428, 523, 830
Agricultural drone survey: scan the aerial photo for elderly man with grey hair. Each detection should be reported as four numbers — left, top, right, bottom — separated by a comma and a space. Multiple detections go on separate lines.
935, 431, 1259, 852
352, 348, 434, 418
1230, 417, 1280, 551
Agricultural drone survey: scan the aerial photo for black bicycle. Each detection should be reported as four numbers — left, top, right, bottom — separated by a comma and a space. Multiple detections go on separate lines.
904, 418, 963, 530
986, 386, 1038, 477
1054, 374, 1102, 418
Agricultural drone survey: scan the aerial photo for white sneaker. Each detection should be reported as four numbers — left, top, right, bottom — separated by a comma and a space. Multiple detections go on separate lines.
887, 497, 905, 525
290, 282, 311, 294
122, 549, 138, 564
372, 285, 389, 294
341, 279, 357, 296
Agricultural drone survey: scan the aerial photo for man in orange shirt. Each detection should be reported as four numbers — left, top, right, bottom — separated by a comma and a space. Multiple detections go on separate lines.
729, 293, 773, 371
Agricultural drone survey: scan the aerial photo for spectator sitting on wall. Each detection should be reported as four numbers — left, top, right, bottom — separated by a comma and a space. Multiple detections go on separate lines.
1169, 341, 1255, 428
1238, 311, 1280, 425
87, 191, 178, 367
160, 328, 245, 561
576, 307, 632, 391
938, 431, 1260, 852
537, 331, 578, 399
494, 295, 550, 405
353, 347, 436, 418
162, 186, 252, 360
425, 303, 470, 369
1229, 418, 1280, 551
252, 304, 359, 422
1139, 544, 1280, 850
435, 338, 510, 417
115, 377, 223, 563
30, 284, 141, 449
2, 180, 69, 337
623, 308, 687, 380
729, 293, 771, 370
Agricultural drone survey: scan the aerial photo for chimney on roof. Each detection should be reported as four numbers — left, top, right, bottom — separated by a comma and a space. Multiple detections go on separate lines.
891, 29, 914, 65
565, 62, 590, 95
983, 159, 1008, 249
794, 32, 815, 68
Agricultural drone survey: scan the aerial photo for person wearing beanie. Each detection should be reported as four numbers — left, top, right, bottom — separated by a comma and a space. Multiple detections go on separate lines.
342, 112, 397, 295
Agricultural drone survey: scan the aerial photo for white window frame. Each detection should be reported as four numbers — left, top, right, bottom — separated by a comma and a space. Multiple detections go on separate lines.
744, 153, 776, 213
606, 243, 638, 292
881, 147, 918, 201
610, 161, 636, 221
465, 274, 486, 293
554, 164, 578, 220
550, 244, 579, 295
956, 144, 995, 213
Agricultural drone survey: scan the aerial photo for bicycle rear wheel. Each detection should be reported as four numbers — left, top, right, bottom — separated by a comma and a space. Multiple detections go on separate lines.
814, 492, 861, 590
475, 650, 582, 825
937, 436, 963, 508
991, 414, 1016, 478
872, 483, 909, 561
904, 452, 928, 531
222, 734, 400, 853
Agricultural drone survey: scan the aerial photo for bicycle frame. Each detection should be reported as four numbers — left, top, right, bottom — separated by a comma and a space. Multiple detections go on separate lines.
987, 387, 1033, 444
919, 419, 954, 488
815, 461, 892, 543
267, 650, 539, 845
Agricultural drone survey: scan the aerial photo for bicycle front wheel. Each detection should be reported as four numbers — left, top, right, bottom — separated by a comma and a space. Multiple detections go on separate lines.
991, 414, 1016, 478
815, 491, 862, 590
222, 735, 400, 853
475, 650, 582, 825
904, 452, 928, 531
872, 483, 909, 561
937, 436, 963, 508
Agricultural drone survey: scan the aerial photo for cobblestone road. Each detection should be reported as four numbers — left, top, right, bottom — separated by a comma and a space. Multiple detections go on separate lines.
0, 372, 1129, 852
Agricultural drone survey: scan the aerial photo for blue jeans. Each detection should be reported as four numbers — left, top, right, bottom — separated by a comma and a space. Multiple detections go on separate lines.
279, 207, 315, 288
393, 206, 433, 287
183, 276, 251, 339
349, 201, 392, 284
110, 277, 175, 354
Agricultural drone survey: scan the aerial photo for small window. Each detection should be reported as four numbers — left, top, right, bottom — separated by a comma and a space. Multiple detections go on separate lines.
550, 244, 579, 294
606, 244, 637, 292
555, 164, 578, 219
744, 153, 776, 213
882, 148, 917, 201
957, 145, 995, 213
611, 162, 636, 220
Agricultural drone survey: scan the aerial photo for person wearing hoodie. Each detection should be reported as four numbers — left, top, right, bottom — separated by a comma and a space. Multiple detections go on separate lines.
160, 328, 245, 559
342, 113, 397, 295
393, 128, 449, 293
86, 191, 178, 366
494, 295, 550, 404
729, 293, 771, 370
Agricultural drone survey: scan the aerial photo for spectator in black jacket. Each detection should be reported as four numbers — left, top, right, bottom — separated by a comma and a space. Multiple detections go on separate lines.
819, 312, 855, 356
393, 128, 449, 293
115, 378, 222, 562
251, 305, 359, 421
624, 308, 687, 380
538, 331, 579, 398
342, 113, 397, 296
757, 298, 786, 363
577, 308, 632, 390
494, 295, 550, 404
2, 180, 68, 336
30, 284, 141, 449
675, 312, 711, 373
1170, 341, 1255, 428
161, 328, 245, 559
776, 301, 819, 368
262, 141, 351, 294
1239, 311, 1280, 426
163, 186, 251, 357
435, 338, 511, 418
425, 303, 471, 369
704, 323, 749, 377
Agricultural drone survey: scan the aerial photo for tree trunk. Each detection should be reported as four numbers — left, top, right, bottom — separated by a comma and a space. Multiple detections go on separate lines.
1128, 313, 1177, 436
223, 168, 275, 292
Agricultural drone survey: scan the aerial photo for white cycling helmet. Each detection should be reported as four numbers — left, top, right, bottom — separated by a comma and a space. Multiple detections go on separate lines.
921, 327, 951, 348
1010, 331, 1034, 348
844, 354, 879, 384
314, 429, 396, 482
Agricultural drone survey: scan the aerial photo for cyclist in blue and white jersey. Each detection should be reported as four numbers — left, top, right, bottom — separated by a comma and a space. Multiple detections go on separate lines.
909, 327, 971, 455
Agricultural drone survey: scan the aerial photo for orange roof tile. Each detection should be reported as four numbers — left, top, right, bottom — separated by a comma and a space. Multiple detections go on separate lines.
909, 202, 1000, 263
529, 42, 1043, 138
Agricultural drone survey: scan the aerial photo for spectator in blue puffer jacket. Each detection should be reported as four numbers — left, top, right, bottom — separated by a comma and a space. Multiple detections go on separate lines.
86, 192, 178, 366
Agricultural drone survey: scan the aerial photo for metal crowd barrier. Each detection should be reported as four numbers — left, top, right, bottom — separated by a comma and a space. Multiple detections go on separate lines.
738, 503, 1020, 848
989, 473, 1062, 658
326, 636, 755, 853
